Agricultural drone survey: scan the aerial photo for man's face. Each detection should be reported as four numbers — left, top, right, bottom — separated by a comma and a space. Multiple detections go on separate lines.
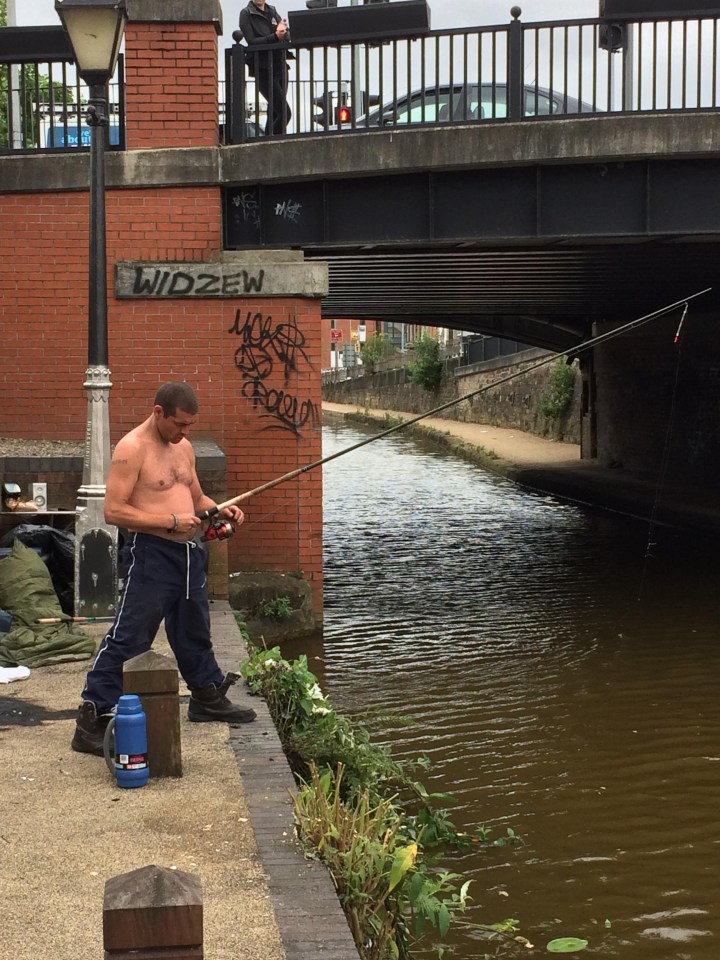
155, 406, 197, 444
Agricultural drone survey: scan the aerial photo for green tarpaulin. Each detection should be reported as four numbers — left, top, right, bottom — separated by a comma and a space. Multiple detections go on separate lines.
0, 539, 96, 667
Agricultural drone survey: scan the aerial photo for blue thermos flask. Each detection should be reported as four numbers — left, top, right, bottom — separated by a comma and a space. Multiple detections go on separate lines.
103, 694, 149, 788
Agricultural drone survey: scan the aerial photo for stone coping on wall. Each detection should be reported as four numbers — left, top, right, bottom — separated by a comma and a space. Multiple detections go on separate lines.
5, 114, 720, 196
126, 0, 223, 32
0, 439, 224, 473
115, 255, 329, 299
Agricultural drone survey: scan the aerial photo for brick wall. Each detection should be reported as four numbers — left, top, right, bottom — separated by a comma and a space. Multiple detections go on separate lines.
123, 22, 220, 149
0, 5, 325, 612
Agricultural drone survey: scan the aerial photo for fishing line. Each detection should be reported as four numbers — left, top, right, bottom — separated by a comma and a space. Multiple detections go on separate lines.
636, 301, 688, 602
199, 287, 711, 520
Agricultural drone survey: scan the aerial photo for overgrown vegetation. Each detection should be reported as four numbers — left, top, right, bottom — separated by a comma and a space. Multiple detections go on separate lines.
257, 595, 293, 620
240, 641, 528, 960
539, 358, 577, 419
406, 334, 444, 392
360, 333, 397, 373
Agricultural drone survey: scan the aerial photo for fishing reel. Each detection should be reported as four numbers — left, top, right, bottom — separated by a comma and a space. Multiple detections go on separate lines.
201, 519, 235, 543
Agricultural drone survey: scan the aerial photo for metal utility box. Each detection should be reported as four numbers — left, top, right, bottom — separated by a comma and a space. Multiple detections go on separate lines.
288, 0, 430, 43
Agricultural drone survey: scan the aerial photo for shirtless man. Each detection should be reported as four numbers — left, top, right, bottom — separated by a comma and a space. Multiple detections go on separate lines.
71, 381, 256, 757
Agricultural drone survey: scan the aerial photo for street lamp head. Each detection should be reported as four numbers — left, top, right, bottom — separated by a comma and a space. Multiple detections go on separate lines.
55, 0, 127, 88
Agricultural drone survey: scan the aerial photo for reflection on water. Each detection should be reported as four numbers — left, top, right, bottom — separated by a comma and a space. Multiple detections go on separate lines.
292, 418, 720, 959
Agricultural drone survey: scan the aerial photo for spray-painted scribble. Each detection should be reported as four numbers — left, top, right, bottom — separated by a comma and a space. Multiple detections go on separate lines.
274, 199, 302, 223
229, 309, 317, 434
232, 189, 261, 227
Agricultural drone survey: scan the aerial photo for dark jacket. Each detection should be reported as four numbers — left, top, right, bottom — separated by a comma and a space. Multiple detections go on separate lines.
239, 1, 287, 73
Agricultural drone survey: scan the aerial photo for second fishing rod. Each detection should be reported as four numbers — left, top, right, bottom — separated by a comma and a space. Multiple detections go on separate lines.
199, 287, 710, 524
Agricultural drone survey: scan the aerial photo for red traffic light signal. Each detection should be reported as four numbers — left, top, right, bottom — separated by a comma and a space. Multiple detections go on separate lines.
335, 104, 352, 124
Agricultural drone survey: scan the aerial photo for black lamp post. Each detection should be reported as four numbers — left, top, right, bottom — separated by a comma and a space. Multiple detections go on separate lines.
55, 0, 127, 619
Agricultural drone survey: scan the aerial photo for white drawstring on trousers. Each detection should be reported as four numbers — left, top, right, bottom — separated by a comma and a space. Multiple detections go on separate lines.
185, 540, 197, 599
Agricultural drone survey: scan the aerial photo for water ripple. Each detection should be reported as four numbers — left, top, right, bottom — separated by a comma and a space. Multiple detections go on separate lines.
308, 421, 720, 959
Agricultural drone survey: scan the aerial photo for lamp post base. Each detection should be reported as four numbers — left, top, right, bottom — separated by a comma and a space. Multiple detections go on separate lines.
75, 523, 117, 619
74, 367, 118, 619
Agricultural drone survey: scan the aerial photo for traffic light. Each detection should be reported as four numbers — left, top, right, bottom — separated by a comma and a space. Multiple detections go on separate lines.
334, 90, 351, 125
599, 21, 627, 52
335, 103, 352, 124
312, 91, 333, 128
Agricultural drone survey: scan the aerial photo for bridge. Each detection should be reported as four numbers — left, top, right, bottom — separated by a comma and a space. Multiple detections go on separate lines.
219, 4, 720, 349
3, 6, 720, 349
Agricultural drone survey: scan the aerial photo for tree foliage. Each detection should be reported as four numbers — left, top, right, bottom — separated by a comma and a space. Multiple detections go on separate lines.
406, 334, 444, 392
359, 333, 397, 373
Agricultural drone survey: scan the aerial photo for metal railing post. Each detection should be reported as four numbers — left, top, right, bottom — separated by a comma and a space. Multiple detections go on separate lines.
228, 44, 248, 144
508, 5, 523, 121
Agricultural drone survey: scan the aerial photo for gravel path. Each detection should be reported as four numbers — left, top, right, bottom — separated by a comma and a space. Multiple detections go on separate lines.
0, 438, 84, 457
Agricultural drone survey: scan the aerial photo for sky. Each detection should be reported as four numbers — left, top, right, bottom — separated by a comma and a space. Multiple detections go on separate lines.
12, 0, 602, 44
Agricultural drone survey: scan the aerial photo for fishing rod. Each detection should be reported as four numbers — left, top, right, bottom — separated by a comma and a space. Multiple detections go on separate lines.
199, 287, 711, 521
35, 616, 114, 624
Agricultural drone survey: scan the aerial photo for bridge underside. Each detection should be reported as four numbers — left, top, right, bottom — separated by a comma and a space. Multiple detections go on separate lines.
224, 157, 720, 350
311, 240, 720, 350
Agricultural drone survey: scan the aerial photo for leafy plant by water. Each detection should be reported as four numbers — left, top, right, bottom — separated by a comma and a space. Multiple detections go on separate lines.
538, 358, 577, 419
292, 763, 471, 960
257, 595, 293, 620
239, 642, 522, 959
406, 334, 444, 392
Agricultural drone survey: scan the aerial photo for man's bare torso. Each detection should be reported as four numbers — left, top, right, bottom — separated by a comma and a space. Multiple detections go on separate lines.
114, 418, 199, 541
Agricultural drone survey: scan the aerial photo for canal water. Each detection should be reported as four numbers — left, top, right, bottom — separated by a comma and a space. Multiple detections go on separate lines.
289, 417, 720, 960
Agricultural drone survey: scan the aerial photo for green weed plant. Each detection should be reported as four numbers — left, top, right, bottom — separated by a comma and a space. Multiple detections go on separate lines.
240, 644, 524, 959
406, 335, 444, 392
539, 359, 577, 419
257, 595, 293, 620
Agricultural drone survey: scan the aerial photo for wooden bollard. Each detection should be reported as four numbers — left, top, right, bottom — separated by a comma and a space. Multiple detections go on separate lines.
123, 650, 182, 778
103, 864, 203, 959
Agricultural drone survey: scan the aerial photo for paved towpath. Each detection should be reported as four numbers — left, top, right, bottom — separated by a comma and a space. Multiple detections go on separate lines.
1, 604, 358, 960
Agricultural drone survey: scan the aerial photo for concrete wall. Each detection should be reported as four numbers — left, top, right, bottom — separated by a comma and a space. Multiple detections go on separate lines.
323, 348, 583, 444
593, 309, 720, 482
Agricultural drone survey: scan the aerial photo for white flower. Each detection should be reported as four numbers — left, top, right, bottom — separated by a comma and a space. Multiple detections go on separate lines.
311, 705, 331, 716
306, 682, 324, 701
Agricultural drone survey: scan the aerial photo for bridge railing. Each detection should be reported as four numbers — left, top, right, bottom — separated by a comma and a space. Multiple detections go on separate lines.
2, 13, 718, 153
0, 36, 125, 154
225, 10, 720, 143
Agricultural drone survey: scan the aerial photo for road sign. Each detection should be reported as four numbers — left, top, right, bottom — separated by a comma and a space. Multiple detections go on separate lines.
330, 328, 343, 341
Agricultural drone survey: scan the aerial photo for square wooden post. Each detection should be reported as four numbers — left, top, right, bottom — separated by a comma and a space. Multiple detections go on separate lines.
123, 650, 182, 778
103, 864, 203, 958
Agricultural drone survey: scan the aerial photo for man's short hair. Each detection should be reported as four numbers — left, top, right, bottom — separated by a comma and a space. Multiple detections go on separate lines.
155, 381, 199, 417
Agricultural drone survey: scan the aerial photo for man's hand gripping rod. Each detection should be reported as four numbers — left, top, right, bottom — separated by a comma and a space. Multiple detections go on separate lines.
199, 287, 711, 522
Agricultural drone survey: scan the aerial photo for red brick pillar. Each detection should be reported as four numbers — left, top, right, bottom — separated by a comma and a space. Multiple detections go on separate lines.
124, 0, 222, 149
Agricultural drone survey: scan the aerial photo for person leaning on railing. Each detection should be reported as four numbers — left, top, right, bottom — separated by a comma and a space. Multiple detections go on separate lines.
239, 0, 292, 135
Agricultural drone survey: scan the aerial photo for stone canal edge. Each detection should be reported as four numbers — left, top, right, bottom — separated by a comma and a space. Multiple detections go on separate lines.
212, 602, 361, 960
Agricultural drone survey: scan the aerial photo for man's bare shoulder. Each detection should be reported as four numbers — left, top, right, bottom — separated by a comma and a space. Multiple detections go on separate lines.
111, 423, 153, 467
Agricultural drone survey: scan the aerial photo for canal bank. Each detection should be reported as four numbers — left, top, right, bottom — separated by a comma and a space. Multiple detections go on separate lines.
322, 401, 720, 535
1, 606, 358, 960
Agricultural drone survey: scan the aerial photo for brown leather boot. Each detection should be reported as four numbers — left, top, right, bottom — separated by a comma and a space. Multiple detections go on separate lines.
71, 701, 113, 756
188, 673, 256, 724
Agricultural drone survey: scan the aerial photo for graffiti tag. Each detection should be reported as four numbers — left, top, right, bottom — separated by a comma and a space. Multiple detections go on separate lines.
229, 309, 317, 434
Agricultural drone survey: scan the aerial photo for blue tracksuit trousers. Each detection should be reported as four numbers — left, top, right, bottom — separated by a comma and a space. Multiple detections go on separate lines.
81, 532, 224, 712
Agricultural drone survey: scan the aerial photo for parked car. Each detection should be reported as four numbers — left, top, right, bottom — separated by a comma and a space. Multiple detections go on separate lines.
345, 82, 597, 128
